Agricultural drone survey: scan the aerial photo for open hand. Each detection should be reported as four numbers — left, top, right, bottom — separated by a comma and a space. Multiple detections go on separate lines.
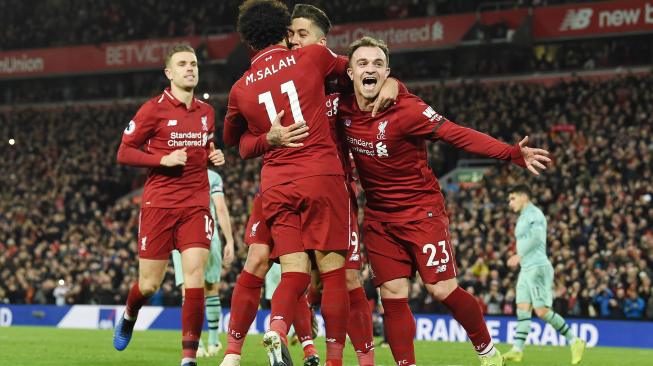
266, 110, 309, 148
519, 136, 551, 176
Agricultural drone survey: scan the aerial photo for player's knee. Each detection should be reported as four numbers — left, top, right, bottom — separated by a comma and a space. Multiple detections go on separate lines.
427, 279, 457, 301
138, 282, 161, 296
380, 279, 408, 298
204, 281, 218, 294
281, 252, 311, 273
346, 269, 361, 291
244, 254, 270, 277
534, 307, 550, 318
316, 250, 346, 273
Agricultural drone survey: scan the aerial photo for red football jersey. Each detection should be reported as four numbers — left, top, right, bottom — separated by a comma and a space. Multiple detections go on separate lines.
338, 91, 524, 222
117, 88, 215, 208
224, 44, 348, 192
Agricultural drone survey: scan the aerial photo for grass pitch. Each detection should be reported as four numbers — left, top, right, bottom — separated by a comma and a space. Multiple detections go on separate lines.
2, 326, 651, 365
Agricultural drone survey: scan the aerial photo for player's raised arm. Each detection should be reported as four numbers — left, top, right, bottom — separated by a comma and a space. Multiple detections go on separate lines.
403, 95, 551, 175
371, 77, 406, 117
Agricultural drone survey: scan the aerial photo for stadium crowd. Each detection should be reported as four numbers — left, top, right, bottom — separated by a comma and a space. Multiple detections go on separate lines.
1, 0, 608, 51
1, 72, 651, 321
4, 35, 651, 106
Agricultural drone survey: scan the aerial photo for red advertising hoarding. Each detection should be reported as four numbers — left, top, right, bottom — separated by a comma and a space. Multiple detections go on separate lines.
326, 14, 476, 54
533, 0, 653, 40
0, 33, 240, 79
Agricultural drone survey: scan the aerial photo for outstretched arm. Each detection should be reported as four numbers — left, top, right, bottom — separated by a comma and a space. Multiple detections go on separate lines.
437, 121, 551, 175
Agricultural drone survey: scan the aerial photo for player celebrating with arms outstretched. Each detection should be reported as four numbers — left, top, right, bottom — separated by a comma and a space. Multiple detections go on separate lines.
113, 45, 224, 366
337, 37, 551, 366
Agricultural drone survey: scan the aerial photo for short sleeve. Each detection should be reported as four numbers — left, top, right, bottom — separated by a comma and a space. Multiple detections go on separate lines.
121, 102, 159, 148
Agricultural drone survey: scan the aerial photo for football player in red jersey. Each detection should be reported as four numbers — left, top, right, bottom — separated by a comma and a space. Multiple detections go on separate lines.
223, 1, 354, 365
113, 45, 224, 366
337, 37, 551, 366
222, 5, 391, 366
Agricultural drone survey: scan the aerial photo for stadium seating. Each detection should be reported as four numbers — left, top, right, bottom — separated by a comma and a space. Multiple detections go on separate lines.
1, 73, 651, 321
0, 0, 607, 51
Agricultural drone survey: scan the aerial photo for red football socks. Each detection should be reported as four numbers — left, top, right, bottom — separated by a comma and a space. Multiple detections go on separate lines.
293, 292, 314, 344
442, 286, 494, 356
307, 284, 321, 307
381, 297, 416, 365
348, 287, 375, 362
320, 268, 349, 362
125, 283, 149, 319
181, 287, 204, 359
225, 270, 264, 355
269, 272, 311, 343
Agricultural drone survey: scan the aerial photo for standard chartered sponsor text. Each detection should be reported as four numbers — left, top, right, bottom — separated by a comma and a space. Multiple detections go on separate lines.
168, 132, 205, 147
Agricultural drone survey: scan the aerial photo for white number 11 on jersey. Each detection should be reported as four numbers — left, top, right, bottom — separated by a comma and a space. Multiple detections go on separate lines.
258, 80, 305, 124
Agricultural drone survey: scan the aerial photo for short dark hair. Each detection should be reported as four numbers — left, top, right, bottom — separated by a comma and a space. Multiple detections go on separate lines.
509, 184, 531, 198
164, 44, 195, 68
291, 4, 331, 36
348, 36, 390, 66
237, 0, 290, 51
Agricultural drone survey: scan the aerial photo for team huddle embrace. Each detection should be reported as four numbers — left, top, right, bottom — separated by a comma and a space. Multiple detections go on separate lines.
111, 1, 582, 366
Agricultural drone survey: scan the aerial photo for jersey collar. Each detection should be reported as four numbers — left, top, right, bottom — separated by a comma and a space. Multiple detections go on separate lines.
251, 45, 288, 65
163, 87, 200, 111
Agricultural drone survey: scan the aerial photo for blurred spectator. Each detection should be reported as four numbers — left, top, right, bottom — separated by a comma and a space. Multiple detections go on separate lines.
53, 279, 70, 306
483, 280, 504, 315
624, 289, 645, 319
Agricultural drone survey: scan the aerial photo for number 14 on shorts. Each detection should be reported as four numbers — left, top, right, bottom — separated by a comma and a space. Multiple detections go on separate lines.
423, 240, 450, 273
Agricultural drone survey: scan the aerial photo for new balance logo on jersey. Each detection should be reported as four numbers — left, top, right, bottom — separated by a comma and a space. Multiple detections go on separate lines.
376, 142, 388, 157
436, 264, 447, 273
422, 106, 443, 122
140, 236, 147, 251
167, 119, 177, 126
377, 120, 388, 140
349, 254, 360, 261
250, 221, 260, 237
559, 8, 593, 31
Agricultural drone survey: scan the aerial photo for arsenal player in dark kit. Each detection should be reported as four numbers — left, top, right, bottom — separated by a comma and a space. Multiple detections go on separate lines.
113, 44, 224, 366
337, 36, 551, 366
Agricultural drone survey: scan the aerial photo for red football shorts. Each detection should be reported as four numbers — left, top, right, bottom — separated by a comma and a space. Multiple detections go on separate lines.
137, 206, 212, 260
363, 215, 458, 287
262, 175, 350, 259
244, 194, 272, 246
345, 194, 362, 271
